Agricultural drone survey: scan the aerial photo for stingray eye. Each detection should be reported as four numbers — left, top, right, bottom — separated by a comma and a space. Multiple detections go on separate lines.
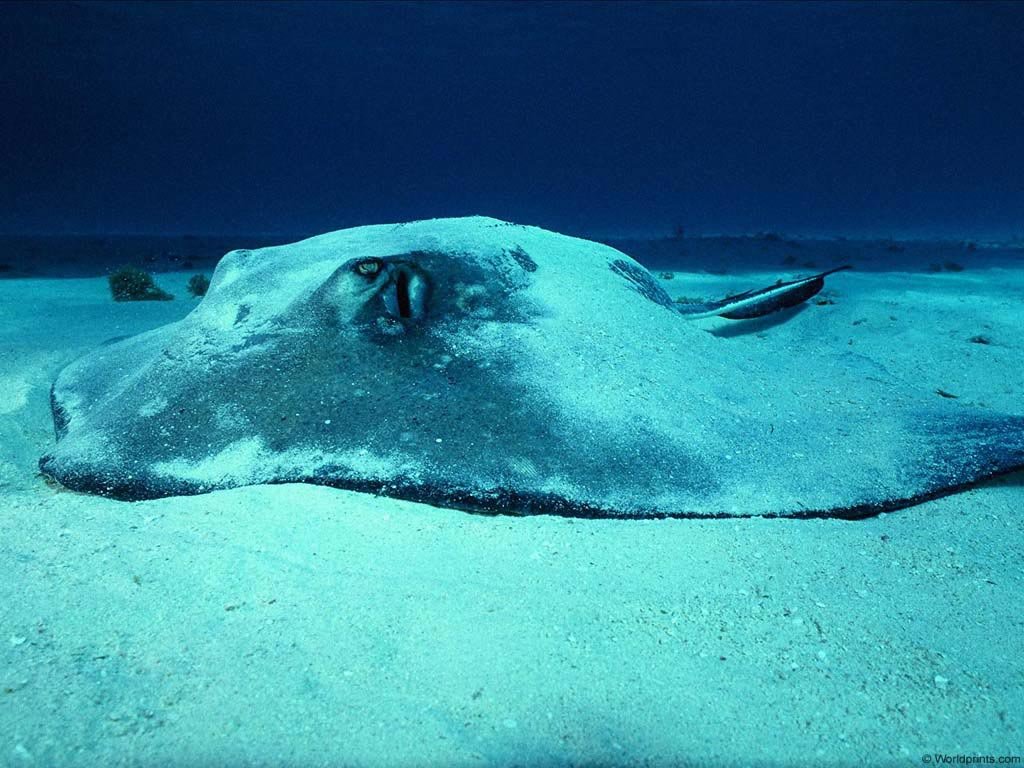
354, 258, 383, 278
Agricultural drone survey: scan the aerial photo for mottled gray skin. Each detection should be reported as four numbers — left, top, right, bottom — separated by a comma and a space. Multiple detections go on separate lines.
40, 217, 1024, 518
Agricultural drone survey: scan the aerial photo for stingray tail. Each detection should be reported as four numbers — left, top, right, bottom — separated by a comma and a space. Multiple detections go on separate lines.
676, 265, 852, 320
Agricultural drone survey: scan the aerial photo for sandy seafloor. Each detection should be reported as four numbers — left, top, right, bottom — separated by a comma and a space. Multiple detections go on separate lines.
1, 244, 1023, 767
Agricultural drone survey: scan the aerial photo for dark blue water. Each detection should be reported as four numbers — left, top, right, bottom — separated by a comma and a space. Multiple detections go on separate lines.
2, 1, 1023, 240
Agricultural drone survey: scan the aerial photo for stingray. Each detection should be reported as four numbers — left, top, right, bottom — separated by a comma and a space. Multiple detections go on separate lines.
40, 217, 1024, 518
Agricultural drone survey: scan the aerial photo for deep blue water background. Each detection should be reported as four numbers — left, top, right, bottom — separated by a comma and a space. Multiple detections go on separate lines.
2, 1, 1023, 241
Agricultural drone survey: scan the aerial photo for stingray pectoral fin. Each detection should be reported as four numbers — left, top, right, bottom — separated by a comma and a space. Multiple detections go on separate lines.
677, 265, 852, 320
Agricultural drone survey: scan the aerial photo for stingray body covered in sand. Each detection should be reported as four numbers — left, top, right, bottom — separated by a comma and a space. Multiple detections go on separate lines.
40, 217, 1024, 518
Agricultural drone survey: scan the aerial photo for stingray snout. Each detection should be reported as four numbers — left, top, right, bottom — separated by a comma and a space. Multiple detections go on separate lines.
380, 262, 429, 321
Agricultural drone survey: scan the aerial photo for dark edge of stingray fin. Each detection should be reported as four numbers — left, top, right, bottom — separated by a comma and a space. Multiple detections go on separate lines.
676, 265, 852, 320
